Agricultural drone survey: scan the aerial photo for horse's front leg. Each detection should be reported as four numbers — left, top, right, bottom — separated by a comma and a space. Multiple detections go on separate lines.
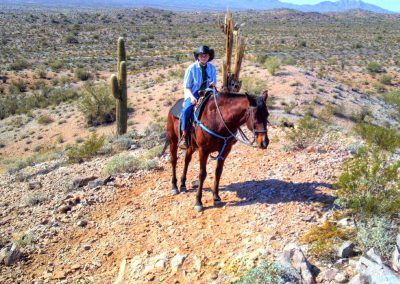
180, 147, 195, 193
212, 146, 231, 206
195, 150, 208, 212
212, 158, 225, 206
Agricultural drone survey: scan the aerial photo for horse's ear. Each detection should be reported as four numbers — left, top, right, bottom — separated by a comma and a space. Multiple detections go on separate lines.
245, 92, 256, 106
262, 90, 268, 102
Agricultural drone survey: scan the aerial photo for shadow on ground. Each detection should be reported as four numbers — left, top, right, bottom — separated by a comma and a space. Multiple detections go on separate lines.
218, 179, 335, 207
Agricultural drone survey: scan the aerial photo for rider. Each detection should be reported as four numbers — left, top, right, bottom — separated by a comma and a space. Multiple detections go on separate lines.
180, 45, 217, 149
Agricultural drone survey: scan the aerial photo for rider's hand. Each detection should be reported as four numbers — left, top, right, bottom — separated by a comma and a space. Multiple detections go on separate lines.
191, 97, 198, 105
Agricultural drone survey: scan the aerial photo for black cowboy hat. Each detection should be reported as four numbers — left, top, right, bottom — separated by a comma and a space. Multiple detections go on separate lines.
194, 45, 215, 62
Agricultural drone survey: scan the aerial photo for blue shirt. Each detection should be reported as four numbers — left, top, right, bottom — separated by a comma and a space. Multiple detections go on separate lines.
183, 61, 217, 99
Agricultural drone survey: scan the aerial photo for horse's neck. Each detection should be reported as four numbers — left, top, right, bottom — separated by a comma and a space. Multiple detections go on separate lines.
205, 94, 249, 132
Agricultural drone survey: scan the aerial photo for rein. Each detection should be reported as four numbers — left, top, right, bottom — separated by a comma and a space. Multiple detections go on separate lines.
213, 91, 266, 148
193, 89, 267, 160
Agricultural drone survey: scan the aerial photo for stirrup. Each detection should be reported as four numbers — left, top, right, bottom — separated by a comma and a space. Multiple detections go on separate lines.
178, 135, 188, 149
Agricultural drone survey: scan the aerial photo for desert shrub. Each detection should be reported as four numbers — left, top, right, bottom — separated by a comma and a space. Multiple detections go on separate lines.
255, 54, 268, 64
283, 57, 297, 65
335, 147, 400, 218
10, 59, 29, 71
302, 221, 354, 262
356, 216, 397, 260
141, 121, 166, 149
49, 59, 64, 71
35, 68, 47, 79
235, 261, 298, 284
65, 33, 79, 44
286, 115, 325, 149
104, 153, 158, 175
383, 90, 400, 112
7, 149, 63, 173
25, 192, 48, 206
144, 144, 164, 160
9, 79, 27, 93
350, 107, 372, 123
354, 123, 400, 152
110, 134, 136, 151
78, 83, 116, 126
168, 67, 185, 79
281, 101, 296, 114
366, 62, 385, 74
75, 68, 92, 81
67, 132, 105, 163
264, 57, 281, 76
37, 114, 54, 125
379, 74, 393, 86
241, 77, 268, 95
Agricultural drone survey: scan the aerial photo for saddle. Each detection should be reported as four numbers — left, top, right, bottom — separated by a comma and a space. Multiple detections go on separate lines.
171, 90, 213, 143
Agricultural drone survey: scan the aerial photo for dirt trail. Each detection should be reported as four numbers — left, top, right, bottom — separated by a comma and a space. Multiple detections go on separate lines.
19, 127, 352, 283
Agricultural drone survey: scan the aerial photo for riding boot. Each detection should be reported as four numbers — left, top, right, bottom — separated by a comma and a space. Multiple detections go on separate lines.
178, 134, 189, 149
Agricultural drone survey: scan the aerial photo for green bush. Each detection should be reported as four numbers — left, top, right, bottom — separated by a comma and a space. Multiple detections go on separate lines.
379, 74, 393, 86
286, 115, 325, 149
7, 149, 63, 173
67, 132, 105, 163
264, 57, 281, 76
141, 121, 166, 149
335, 147, 400, 218
37, 114, 54, 125
302, 221, 354, 262
104, 153, 158, 175
356, 216, 397, 260
366, 62, 385, 74
383, 90, 400, 112
235, 261, 298, 284
10, 59, 29, 71
241, 77, 268, 95
78, 83, 116, 126
9, 79, 27, 93
75, 68, 92, 81
49, 59, 64, 71
354, 123, 400, 152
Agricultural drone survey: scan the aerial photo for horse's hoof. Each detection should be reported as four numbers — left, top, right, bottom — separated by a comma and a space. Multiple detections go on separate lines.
171, 189, 179, 195
214, 200, 222, 206
194, 205, 203, 212
180, 186, 187, 193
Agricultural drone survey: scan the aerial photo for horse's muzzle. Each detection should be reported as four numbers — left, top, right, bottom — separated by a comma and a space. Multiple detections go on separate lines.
256, 134, 269, 149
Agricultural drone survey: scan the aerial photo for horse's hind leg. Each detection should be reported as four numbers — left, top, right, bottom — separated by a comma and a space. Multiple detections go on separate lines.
180, 147, 194, 193
170, 140, 179, 195
195, 150, 208, 212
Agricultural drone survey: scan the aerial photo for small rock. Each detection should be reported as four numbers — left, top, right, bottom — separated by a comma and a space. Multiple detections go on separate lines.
28, 181, 42, 190
58, 205, 72, 214
70, 176, 97, 190
52, 271, 66, 280
337, 217, 355, 228
76, 220, 88, 227
210, 270, 219, 280
338, 241, 355, 258
366, 247, 383, 264
335, 272, 349, 283
3, 244, 21, 266
320, 268, 339, 281
82, 244, 91, 250
392, 245, 400, 272
171, 254, 186, 273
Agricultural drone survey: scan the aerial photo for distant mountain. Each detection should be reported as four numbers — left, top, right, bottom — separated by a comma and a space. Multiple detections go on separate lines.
1, 0, 394, 14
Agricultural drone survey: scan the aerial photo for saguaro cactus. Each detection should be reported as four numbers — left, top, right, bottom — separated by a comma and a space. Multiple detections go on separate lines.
111, 37, 127, 135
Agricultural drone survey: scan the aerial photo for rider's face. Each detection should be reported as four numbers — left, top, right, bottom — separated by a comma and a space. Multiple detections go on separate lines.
198, 53, 210, 65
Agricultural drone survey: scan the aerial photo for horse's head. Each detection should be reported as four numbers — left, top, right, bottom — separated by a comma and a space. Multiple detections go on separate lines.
245, 90, 269, 149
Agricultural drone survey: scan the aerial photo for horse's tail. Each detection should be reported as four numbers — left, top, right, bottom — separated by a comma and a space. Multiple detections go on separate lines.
158, 139, 170, 158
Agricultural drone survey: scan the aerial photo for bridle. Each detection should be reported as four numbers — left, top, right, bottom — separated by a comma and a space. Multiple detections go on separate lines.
213, 90, 268, 147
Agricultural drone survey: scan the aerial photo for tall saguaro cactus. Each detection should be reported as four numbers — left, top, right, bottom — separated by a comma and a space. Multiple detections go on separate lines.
111, 37, 127, 135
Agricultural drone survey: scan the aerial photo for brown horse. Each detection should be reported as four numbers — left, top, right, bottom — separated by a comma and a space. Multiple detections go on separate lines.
166, 89, 269, 211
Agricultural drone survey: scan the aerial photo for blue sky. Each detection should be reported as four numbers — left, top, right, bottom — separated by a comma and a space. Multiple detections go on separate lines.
280, 0, 400, 12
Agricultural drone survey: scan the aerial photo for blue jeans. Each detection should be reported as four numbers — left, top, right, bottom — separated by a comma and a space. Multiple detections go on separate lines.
181, 98, 195, 131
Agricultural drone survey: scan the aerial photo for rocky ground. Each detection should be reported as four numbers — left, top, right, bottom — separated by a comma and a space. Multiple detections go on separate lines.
0, 64, 399, 283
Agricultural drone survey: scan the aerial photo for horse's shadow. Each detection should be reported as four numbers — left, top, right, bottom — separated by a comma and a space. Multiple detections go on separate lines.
201, 179, 335, 209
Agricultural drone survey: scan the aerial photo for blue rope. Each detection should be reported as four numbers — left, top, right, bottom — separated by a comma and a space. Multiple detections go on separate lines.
193, 111, 236, 160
